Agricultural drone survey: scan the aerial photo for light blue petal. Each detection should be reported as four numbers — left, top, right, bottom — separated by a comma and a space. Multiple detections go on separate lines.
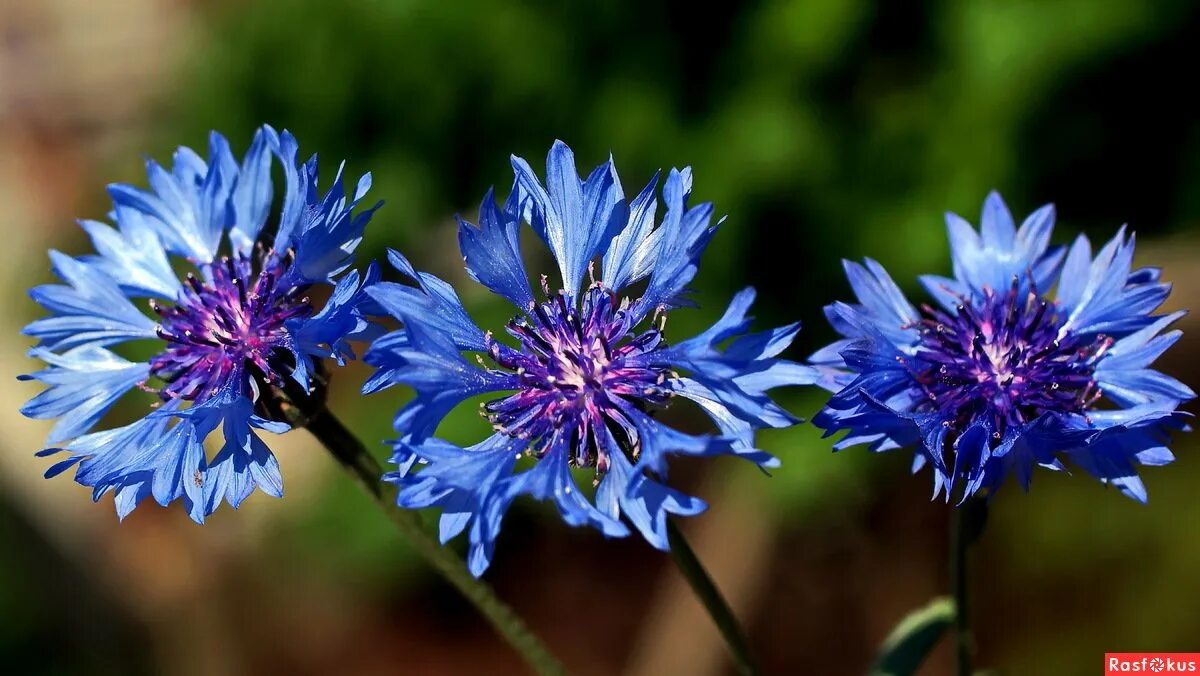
20, 346, 149, 445
979, 191, 1016, 251
367, 250, 487, 351
510, 141, 627, 297
458, 186, 534, 309
78, 218, 179, 298
918, 274, 967, 313
945, 193, 1060, 297
843, 258, 919, 345
229, 125, 277, 254
602, 171, 662, 291
24, 251, 158, 350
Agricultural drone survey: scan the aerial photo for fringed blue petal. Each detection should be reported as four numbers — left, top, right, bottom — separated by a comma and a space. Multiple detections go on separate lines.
510, 140, 627, 298
24, 251, 158, 350
47, 403, 213, 523
20, 346, 150, 446
291, 262, 384, 367
595, 428, 703, 551
270, 132, 381, 284
183, 394, 286, 513
364, 316, 516, 440
78, 216, 179, 299
1058, 229, 1169, 335
367, 250, 488, 351
633, 168, 718, 320
458, 186, 535, 309
106, 132, 234, 263
602, 171, 663, 291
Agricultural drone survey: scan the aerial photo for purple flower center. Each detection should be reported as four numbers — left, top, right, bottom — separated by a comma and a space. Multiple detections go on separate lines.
909, 284, 1112, 439
482, 282, 672, 472
148, 251, 312, 404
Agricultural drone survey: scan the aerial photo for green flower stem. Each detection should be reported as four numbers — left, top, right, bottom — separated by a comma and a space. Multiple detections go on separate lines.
950, 498, 988, 676
666, 519, 759, 676
305, 409, 566, 676
950, 507, 972, 676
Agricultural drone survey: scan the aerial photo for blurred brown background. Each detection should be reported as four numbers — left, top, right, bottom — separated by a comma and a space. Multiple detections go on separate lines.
3, 1, 1199, 674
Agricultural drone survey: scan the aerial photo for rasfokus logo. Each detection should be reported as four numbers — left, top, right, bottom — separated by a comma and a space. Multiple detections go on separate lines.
1106, 653, 1200, 674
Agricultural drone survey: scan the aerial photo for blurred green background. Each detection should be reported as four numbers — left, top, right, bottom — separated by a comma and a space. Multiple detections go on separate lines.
2, 0, 1199, 674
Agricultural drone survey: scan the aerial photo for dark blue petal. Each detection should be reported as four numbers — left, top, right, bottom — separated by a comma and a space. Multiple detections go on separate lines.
367, 250, 488, 351
281, 153, 381, 283
292, 263, 384, 367
384, 434, 524, 576
503, 433, 627, 537
365, 317, 515, 440
634, 169, 717, 319
651, 289, 810, 442
595, 431, 702, 550
457, 187, 534, 309
668, 378, 783, 466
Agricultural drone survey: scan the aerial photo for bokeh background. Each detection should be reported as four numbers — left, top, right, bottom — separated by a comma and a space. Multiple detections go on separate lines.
3, 1, 1199, 674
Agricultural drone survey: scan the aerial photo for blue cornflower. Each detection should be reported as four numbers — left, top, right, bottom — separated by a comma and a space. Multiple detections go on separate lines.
812, 192, 1193, 502
20, 126, 381, 522
365, 141, 815, 575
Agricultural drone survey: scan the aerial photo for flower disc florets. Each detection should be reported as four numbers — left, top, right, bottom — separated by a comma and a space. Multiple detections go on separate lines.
482, 278, 673, 474
149, 248, 314, 404
909, 280, 1111, 441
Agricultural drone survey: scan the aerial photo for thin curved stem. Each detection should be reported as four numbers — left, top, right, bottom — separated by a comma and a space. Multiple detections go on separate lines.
950, 498, 987, 676
305, 409, 566, 676
666, 519, 759, 676
950, 508, 971, 676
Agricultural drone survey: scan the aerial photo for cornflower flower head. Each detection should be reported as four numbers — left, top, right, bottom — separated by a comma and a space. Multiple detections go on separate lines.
365, 141, 815, 575
812, 192, 1192, 502
20, 126, 381, 521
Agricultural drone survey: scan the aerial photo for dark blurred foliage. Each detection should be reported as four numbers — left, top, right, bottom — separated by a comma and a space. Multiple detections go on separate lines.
170, 0, 1200, 337
0, 504, 152, 676
7, 0, 1200, 674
